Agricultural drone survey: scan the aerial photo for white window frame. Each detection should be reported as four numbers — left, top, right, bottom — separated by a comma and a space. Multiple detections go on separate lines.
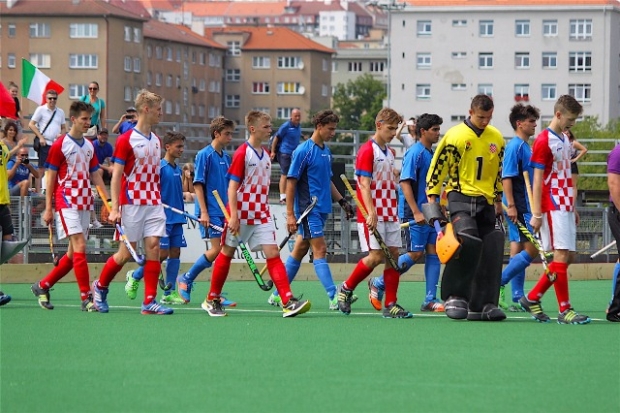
451, 83, 467, 91
417, 20, 432, 36
348, 61, 363, 72
542, 52, 557, 69
69, 84, 88, 99
155, 46, 162, 60
514, 84, 530, 100
323, 58, 329, 71
452, 19, 467, 27
124, 26, 131, 42
166, 75, 173, 88
568, 83, 591, 102
452, 52, 467, 59
541, 84, 557, 101
133, 27, 141, 43
478, 84, 493, 97
124, 86, 132, 102
30, 23, 50, 38
225, 95, 241, 108
478, 52, 493, 69
227, 41, 241, 56
146, 71, 152, 86
252, 82, 270, 94
569, 52, 592, 72
515, 20, 530, 37
165, 101, 172, 115
226, 69, 240, 82
479, 20, 494, 37
277, 82, 302, 94
124, 56, 132, 72
166, 47, 173, 62
543, 20, 558, 37
133, 57, 141, 73
69, 54, 98, 69
69, 23, 98, 39
515, 52, 530, 69
570, 19, 592, 40
416, 84, 431, 100
416, 53, 431, 69
8, 24, 16, 38
277, 107, 294, 119
252, 56, 271, 69
155, 73, 162, 87
30, 53, 51, 69
369, 61, 385, 72
278, 56, 301, 69
322, 84, 329, 97
8, 54, 16, 68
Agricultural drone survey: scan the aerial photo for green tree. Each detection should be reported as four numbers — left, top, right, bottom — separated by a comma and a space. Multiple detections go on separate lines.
332, 73, 386, 131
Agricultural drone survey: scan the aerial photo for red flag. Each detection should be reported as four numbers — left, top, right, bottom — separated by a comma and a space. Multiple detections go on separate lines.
0, 82, 18, 119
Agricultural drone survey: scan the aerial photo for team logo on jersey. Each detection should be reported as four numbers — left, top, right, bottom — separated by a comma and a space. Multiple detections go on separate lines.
465, 141, 472, 151
489, 143, 497, 154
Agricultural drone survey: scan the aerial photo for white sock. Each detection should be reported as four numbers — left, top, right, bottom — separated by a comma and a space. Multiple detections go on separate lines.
280, 194, 286, 201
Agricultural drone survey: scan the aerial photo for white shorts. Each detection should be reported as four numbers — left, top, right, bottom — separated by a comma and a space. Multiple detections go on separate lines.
56, 209, 90, 240
357, 221, 401, 252
119, 204, 166, 243
223, 220, 277, 252
540, 210, 576, 251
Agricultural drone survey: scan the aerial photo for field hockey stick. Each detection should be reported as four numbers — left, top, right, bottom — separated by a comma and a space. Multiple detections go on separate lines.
590, 240, 617, 260
212, 190, 273, 291
257, 196, 318, 276
340, 174, 403, 272
162, 204, 225, 232
95, 186, 145, 266
48, 224, 59, 266
522, 171, 555, 281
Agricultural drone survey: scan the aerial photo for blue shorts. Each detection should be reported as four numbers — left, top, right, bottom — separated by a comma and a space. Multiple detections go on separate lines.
199, 215, 225, 239
406, 222, 436, 252
505, 211, 533, 243
161, 223, 187, 250
278, 153, 292, 175
299, 211, 328, 240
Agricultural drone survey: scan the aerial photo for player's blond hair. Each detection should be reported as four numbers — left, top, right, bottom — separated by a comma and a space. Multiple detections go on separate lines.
135, 89, 164, 112
375, 108, 400, 125
245, 110, 271, 130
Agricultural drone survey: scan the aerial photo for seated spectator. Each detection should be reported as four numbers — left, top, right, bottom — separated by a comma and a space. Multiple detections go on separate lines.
2, 121, 24, 160
112, 106, 138, 134
182, 162, 196, 202
7, 147, 41, 197
93, 128, 114, 184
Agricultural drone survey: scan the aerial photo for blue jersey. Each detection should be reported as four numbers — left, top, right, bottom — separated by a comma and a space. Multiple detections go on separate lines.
400, 141, 433, 220
193, 145, 231, 218
502, 136, 532, 214
160, 159, 186, 225
288, 139, 333, 215
276, 120, 301, 155
7, 160, 37, 189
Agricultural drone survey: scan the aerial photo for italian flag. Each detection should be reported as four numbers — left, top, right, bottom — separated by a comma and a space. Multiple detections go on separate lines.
21, 58, 64, 105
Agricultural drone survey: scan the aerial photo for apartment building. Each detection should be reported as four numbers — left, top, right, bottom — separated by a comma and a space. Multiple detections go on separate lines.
390, 0, 620, 136
204, 26, 334, 124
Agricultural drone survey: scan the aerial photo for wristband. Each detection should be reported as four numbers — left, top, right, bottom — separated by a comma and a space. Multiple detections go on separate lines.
338, 198, 347, 207
507, 204, 515, 208
532, 214, 542, 219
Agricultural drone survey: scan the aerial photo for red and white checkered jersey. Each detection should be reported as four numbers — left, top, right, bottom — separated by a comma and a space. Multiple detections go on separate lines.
112, 129, 162, 206
46, 134, 99, 210
530, 128, 574, 212
354, 139, 398, 222
227, 142, 271, 225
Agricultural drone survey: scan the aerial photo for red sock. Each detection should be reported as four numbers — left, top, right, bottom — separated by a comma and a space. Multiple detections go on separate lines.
39, 254, 73, 289
72, 252, 90, 300
551, 262, 570, 312
143, 260, 160, 305
343, 260, 373, 291
383, 268, 400, 308
98, 256, 124, 288
208, 253, 232, 300
267, 257, 292, 305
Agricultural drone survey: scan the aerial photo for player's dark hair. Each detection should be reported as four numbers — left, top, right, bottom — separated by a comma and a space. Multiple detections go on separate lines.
415, 113, 443, 137
471, 94, 494, 111
163, 131, 186, 146
210, 116, 236, 140
312, 109, 340, 128
508, 104, 540, 130
554, 95, 583, 116
69, 100, 93, 118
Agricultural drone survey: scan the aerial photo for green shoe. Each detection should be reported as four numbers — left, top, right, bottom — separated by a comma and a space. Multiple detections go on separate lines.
498, 286, 509, 310
160, 291, 186, 305
267, 292, 282, 307
124, 270, 140, 300
329, 296, 338, 310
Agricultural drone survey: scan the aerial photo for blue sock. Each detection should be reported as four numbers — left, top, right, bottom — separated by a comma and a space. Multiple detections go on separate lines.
166, 258, 180, 292
132, 266, 144, 281
398, 253, 416, 274
314, 258, 336, 299
185, 254, 212, 282
274, 256, 302, 297
424, 254, 441, 303
612, 262, 620, 305
511, 269, 526, 302
501, 250, 533, 286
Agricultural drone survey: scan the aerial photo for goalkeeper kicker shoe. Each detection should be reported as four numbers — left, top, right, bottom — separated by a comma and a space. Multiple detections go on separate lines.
282, 297, 311, 318
31, 282, 54, 310
557, 308, 591, 325
444, 296, 468, 320
519, 296, 551, 323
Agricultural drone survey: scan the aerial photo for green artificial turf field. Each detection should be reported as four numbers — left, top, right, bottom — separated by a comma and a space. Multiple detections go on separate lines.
1, 280, 618, 413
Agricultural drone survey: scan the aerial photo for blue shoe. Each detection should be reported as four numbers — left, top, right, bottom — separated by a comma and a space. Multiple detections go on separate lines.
141, 300, 173, 315
0, 291, 11, 306
220, 293, 237, 307
91, 280, 109, 313
176, 274, 193, 303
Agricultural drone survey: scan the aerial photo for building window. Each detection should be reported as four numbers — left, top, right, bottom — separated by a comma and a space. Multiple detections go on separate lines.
252, 56, 271, 69
416, 84, 431, 100
451, 115, 466, 122
479, 20, 494, 37
177, 48, 182, 62
369, 61, 385, 72
253, 107, 270, 114
568, 83, 591, 102
166, 47, 173, 61
452, 52, 467, 59
124, 26, 131, 42
155, 46, 162, 60
30, 23, 50, 38
8, 24, 16, 38
332, 61, 338, 72
69, 54, 98, 69
155, 73, 162, 86
175, 102, 180, 115
133, 57, 141, 73
199, 105, 206, 118
226, 69, 240, 82
227, 41, 241, 56
478, 52, 493, 69
322, 84, 329, 97
69, 84, 88, 99
252, 82, 270, 94
417, 20, 431, 36
133, 27, 141, 43
543, 20, 558, 36
146, 46, 152, 58
323, 58, 329, 71
541, 84, 557, 101
348, 62, 363, 72
124, 57, 132, 72
69, 23, 98, 38
515, 20, 530, 37
451, 83, 467, 91
165, 101, 172, 115
569, 52, 592, 72
416, 53, 431, 69
199, 79, 206, 91
278, 56, 301, 69
166, 75, 172, 88
7, 54, 16, 68
183, 61, 189, 80
515, 52, 530, 69
146, 71, 152, 86
124, 86, 132, 102
570, 19, 592, 40
277, 107, 294, 119
514, 84, 530, 101
176, 76, 181, 88
200, 53, 206, 66
277, 82, 302, 94
478, 84, 493, 97
209, 53, 216, 67
225, 95, 240, 108
452, 19, 467, 27
542, 52, 557, 69
30, 53, 51, 69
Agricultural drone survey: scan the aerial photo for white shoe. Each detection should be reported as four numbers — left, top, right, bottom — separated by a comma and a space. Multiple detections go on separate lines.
91, 220, 103, 229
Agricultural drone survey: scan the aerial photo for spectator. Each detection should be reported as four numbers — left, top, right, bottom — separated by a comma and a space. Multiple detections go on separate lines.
112, 106, 138, 134
181, 162, 196, 202
8, 82, 23, 139
80, 81, 106, 134
28, 89, 66, 193
7, 146, 41, 198
2, 121, 24, 160
93, 128, 114, 184
270, 108, 301, 204
395, 116, 417, 150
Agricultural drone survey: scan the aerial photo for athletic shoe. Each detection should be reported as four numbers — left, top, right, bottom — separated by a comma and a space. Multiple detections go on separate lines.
160, 291, 186, 305
367, 277, 384, 311
220, 293, 237, 307
124, 270, 140, 300
337, 283, 353, 315
282, 297, 311, 318
91, 280, 109, 313
508, 303, 525, 312
329, 296, 338, 310
444, 296, 468, 320
177, 273, 193, 303
383, 303, 413, 319
31, 282, 54, 310
81, 293, 98, 312
90, 220, 103, 229
202, 298, 227, 317
267, 292, 282, 307
518, 296, 550, 323
607, 312, 620, 322
0, 291, 11, 306
420, 300, 445, 312
498, 286, 509, 311
141, 300, 173, 315
467, 303, 506, 321
557, 308, 591, 325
